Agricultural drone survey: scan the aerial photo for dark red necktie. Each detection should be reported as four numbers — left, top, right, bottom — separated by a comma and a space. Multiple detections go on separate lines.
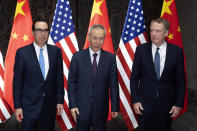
93, 53, 98, 73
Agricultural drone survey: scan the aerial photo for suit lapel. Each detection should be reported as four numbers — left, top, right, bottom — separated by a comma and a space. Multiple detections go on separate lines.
84, 49, 95, 76
97, 49, 105, 74
147, 43, 158, 80
30, 44, 44, 80
46, 44, 52, 80
160, 43, 170, 79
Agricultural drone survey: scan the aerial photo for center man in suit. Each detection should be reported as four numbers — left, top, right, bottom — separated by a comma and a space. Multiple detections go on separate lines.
68, 24, 119, 131
13, 18, 64, 131
130, 18, 186, 131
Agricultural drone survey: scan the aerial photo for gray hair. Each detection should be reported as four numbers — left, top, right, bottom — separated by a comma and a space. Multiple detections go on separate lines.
88, 24, 106, 37
151, 18, 170, 30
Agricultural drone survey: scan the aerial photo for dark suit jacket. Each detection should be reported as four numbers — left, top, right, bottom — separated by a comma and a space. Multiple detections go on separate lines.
13, 43, 64, 119
68, 48, 119, 120
130, 43, 186, 113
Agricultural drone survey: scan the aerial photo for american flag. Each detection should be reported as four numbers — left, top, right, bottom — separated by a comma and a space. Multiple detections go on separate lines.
116, 0, 148, 129
48, 0, 78, 130
0, 50, 12, 123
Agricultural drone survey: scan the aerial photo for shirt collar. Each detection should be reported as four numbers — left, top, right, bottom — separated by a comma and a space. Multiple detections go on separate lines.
152, 41, 167, 51
33, 42, 47, 50
89, 47, 101, 56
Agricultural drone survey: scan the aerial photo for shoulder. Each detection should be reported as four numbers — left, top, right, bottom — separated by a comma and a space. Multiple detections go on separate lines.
16, 43, 33, 54
47, 44, 61, 51
167, 43, 182, 51
71, 49, 87, 60
136, 43, 151, 50
101, 49, 115, 58
134, 43, 151, 55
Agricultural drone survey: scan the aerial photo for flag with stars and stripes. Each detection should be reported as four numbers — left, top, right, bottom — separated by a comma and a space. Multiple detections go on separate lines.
48, 0, 79, 130
116, 0, 148, 129
0, 50, 12, 123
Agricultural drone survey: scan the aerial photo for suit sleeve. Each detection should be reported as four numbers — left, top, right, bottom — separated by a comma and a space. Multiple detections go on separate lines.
130, 46, 141, 103
13, 49, 24, 109
68, 53, 78, 109
175, 48, 186, 108
110, 55, 119, 112
56, 48, 65, 104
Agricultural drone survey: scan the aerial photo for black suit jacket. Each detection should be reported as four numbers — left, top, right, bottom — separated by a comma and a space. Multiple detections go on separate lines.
13, 43, 64, 119
68, 48, 119, 120
130, 43, 186, 112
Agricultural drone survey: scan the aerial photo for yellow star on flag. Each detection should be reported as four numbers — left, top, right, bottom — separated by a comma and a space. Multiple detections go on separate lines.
91, 0, 103, 19
22, 34, 29, 41
161, 0, 173, 17
168, 33, 174, 40
14, 0, 26, 18
177, 26, 181, 32
12, 32, 19, 39
108, 28, 111, 34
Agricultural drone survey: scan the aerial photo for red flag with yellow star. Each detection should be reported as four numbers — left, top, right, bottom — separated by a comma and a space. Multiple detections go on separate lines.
4, 0, 34, 110
83, 0, 114, 54
161, 0, 188, 118
83, 0, 114, 120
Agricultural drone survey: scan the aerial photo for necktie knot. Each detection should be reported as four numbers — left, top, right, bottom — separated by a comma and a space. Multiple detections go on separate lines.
156, 47, 160, 52
93, 53, 97, 58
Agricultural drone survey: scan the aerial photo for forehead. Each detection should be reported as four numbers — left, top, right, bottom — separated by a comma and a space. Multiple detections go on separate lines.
35, 21, 48, 28
150, 22, 165, 29
91, 28, 105, 36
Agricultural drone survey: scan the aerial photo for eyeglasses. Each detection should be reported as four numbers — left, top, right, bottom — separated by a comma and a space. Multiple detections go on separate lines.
34, 28, 49, 34
90, 36, 105, 41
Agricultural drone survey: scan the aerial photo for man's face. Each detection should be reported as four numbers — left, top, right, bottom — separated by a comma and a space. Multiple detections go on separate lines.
150, 22, 168, 46
88, 28, 105, 52
33, 21, 49, 47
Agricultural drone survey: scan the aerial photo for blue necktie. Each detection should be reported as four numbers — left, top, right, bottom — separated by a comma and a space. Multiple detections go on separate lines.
93, 53, 98, 73
154, 48, 160, 80
154, 48, 160, 97
39, 48, 45, 78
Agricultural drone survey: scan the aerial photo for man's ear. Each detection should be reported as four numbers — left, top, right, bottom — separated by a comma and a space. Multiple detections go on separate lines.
165, 30, 169, 37
32, 31, 35, 37
88, 36, 91, 42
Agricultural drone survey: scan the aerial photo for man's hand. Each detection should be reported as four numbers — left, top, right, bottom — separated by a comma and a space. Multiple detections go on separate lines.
169, 106, 182, 117
57, 104, 63, 115
133, 102, 144, 115
15, 108, 23, 122
70, 108, 79, 120
111, 112, 119, 118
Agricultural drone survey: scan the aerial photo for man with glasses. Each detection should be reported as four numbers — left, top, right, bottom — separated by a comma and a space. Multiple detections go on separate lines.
68, 24, 119, 131
13, 18, 64, 131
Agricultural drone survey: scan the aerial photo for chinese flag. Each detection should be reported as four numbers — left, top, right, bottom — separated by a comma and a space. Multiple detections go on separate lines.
4, 0, 34, 111
161, 0, 188, 118
83, 0, 114, 54
83, 0, 114, 120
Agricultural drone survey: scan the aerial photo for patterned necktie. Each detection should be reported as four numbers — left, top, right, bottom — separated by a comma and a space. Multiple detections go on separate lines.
39, 48, 45, 78
154, 48, 160, 80
93, 53, 98, 73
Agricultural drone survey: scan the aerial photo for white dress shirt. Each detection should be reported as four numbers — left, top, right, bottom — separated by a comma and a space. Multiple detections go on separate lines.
89, 47, 101, 66
152, 42, 167, 76
33, 42, 49, 79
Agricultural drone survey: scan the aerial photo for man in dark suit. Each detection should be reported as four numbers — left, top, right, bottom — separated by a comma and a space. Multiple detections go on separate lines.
130, 18, 186, 131
68, 24, 119, 131
13, 18, 64, 131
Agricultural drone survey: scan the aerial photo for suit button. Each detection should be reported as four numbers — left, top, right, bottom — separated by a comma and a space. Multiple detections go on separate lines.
43, 93, 45, 97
